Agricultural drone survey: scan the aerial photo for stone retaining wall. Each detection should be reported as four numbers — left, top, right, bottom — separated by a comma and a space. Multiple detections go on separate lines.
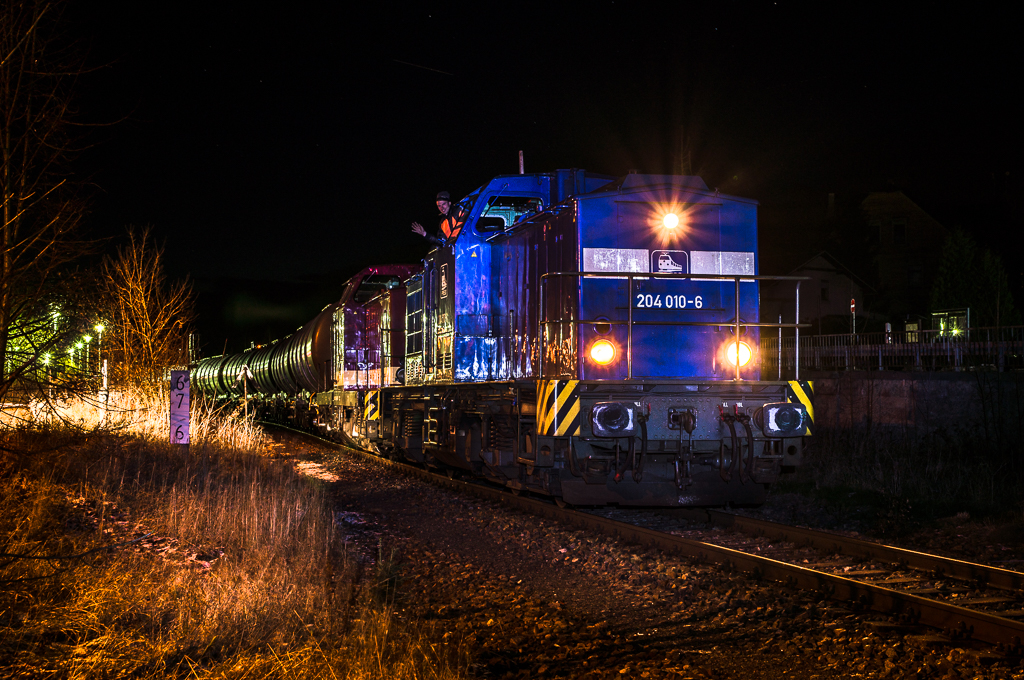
805, 370, 1024, 440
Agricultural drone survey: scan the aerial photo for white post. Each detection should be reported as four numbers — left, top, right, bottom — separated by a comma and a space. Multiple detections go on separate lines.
101, 359, 109, 421
170, 370, 190, 449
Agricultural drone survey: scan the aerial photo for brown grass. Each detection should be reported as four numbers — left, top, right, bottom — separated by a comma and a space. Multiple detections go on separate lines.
0, 391, 468, 678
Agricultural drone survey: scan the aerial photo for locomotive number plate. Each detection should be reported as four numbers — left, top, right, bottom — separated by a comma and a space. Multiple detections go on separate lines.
634, 292, 703, 309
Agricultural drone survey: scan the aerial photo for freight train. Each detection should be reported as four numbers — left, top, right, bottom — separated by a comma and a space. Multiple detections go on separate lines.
195, 169, 813, 506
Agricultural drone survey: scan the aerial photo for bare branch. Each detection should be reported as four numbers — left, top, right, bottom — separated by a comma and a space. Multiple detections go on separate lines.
100, 226, 195, 385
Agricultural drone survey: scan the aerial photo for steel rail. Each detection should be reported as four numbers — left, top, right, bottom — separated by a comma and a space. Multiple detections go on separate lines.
270, 424, 1024, 648
696, 509, 1024, 592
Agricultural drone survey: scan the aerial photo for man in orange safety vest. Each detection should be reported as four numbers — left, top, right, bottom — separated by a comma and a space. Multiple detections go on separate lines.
411, 191, 466, 245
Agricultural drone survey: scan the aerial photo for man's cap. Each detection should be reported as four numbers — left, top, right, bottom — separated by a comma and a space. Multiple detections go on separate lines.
436, 191, 450, 201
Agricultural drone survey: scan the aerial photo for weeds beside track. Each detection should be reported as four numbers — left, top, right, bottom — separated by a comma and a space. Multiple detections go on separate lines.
0, 391, 467, 679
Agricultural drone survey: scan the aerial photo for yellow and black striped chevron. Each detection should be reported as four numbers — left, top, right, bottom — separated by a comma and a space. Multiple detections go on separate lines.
537, 379, 581, 436
786, 380, 814, 435
364, 390, 381, 421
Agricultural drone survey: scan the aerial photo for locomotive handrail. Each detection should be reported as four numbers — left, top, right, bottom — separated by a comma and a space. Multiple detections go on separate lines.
539, 271, 810, 381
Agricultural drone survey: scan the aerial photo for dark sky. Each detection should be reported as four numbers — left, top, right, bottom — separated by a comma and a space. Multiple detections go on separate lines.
71, 3, 1023, 351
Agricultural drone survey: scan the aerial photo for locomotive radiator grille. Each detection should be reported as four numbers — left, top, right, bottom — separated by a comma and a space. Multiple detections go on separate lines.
402, 411, 424, 438
405, 355, 424, 384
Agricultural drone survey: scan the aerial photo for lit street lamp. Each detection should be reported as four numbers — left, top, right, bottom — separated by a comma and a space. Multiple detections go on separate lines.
95, 323, 107, 393
42, 353, 52, 401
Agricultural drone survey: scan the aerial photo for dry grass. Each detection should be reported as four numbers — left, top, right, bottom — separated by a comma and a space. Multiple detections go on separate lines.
27, 388, 267, 450
0, 391, 468, 679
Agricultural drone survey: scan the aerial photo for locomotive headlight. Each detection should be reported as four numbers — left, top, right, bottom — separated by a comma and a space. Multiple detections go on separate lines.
663, 212, 680, 229
589, 339, 616, 365
591, 402, 637, 437
724, 340, 752, 367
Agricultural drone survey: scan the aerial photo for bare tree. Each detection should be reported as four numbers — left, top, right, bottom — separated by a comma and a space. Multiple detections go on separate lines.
101, 226, 195, 386
1, 1, 90, 403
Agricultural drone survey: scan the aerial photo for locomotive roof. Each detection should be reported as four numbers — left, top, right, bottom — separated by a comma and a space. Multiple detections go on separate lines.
585, 173, 758, 206
617, 173, 709, 191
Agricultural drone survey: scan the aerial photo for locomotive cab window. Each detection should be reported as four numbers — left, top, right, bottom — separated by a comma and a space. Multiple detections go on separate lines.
475, 195, 544, 233
405, 281, 423, 354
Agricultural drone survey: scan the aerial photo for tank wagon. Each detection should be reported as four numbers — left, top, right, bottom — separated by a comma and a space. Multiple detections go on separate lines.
196, 170, 812, 506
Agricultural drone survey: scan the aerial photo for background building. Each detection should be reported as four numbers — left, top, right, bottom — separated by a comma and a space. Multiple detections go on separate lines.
761, 251, 876, 335
861, 191, 949, 322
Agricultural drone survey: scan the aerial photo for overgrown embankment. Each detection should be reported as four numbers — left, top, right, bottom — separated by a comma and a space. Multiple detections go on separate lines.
0, 392, 467, 679
795, 370, 1024, 528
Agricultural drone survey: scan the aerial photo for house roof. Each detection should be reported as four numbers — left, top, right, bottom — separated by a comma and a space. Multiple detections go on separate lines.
787, 250, 875, 292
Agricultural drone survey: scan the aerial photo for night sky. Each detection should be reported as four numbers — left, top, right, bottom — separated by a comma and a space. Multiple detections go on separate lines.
71, 3, 1022, 353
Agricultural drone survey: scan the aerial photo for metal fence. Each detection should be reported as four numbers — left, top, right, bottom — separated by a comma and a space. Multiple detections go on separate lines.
761, 326, 1024, 376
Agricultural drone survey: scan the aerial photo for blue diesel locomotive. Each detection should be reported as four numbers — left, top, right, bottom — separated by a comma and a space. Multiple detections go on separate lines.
195, 170, 812, 506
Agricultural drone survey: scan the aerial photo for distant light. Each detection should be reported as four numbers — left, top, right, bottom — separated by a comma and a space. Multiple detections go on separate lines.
84, 335, 92, 343
590, 339, 616, 365
95, 324, 104, 333
76, 343, 83, 349
663, 213, 680, 229
42, 354, 50, 365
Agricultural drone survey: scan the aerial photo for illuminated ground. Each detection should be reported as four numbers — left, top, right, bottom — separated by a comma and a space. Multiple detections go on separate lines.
268, 433, 1024, 679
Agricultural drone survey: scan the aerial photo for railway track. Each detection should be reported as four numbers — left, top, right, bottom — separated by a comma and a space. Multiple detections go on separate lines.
587, 507, 1024, 650
272, 425, 1024, 652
